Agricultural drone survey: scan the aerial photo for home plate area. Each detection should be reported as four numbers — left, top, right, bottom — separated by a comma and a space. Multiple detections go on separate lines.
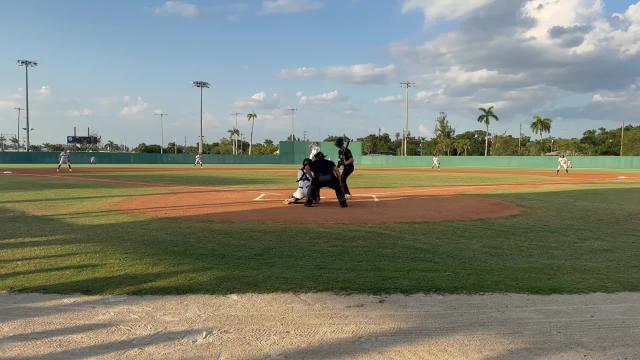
113, 187, 522, 224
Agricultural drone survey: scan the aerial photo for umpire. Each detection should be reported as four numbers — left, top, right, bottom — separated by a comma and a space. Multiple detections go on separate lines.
305, 152, 348, 208
335, 138, 354, 198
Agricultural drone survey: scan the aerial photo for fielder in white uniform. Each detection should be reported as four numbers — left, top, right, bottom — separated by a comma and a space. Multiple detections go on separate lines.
194, 153, 203, 168
557, 155, 570, 175
90, 156, 96, 165
310, 142, 320, 160
57, 150, 72, 172
432, 156, 441, 169
284, 159, 312, 204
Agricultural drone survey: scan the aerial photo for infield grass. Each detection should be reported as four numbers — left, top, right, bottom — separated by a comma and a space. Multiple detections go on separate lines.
1, 166, 639, 295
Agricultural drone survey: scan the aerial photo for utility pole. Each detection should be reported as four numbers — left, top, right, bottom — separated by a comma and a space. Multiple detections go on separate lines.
621, 121, 625, 156
193, 81, 210, 154
174, 136, 177, 154
287, 108, 297, 141
303, 131, 308, 141
154, 112, 167, 154
518, 123, 522, 155
400, 81, 415, 156
14, 107, 23, 152
17, 60, 37, 152
231, 112, 242, 155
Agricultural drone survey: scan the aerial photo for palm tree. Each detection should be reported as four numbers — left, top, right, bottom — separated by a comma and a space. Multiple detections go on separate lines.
477, 106, 499, 156
227, 128, 240, 155
246, 112, 257, 155
455, 138, 472, 156
9, 136, 19, 151
530, 115, 553, 153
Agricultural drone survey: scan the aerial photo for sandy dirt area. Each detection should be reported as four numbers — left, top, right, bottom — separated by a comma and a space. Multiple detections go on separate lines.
1, 292, 638, 359
112, 188, 523, 224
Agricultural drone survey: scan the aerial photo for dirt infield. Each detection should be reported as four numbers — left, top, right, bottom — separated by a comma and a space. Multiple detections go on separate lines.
11, 166, 640, 224
2, 292, 639, 359
112, 187, 522, 224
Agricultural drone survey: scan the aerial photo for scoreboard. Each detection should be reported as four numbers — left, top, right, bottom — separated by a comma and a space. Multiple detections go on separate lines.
67, 136, 99, 145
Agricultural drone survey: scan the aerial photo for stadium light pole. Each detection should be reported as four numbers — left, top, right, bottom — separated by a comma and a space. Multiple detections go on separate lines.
154, 112, 167, 154
193, 81, 210, 154
17, 60, 37, 152
400, 81, 415, 156
14, 107, 24, 152
287, 108, 297, 141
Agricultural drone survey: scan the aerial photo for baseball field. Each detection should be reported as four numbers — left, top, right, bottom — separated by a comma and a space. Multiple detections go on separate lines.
2, 164, 640, 295
3, 164, 640, 358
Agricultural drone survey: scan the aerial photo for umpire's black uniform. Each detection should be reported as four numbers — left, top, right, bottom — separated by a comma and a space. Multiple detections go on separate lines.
305, 153, 347, 208
336, 139, 354, 196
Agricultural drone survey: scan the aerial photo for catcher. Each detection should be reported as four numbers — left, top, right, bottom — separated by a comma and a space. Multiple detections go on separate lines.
284, 158, 313, 204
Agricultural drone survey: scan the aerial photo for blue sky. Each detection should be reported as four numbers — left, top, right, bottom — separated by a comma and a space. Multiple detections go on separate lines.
1, 0, 639, 146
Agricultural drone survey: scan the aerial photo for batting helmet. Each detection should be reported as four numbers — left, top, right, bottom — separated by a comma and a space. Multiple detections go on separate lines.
334, 138, 344, 147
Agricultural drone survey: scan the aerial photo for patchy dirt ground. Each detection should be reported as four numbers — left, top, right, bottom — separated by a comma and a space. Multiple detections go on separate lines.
1, 292, 639, 359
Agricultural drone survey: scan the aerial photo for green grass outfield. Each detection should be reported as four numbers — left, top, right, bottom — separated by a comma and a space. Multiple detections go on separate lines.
1, 165, 640, 295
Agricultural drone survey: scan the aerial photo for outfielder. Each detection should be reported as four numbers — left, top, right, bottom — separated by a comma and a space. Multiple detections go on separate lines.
194, 153, 203, 168
90, 156, 96, 165
557, 154, 570, 175
57, 149, 72, 172
432, 156, 441, 169
284, 159, 312, 205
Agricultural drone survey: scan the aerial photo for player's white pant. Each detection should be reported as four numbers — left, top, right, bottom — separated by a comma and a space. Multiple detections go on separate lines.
557, 164, 568, 171
432, 162, 440, 169
59, 159, 69, 165
194, 160, 203, 167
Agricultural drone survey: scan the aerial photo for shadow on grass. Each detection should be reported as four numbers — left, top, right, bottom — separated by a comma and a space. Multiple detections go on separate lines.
0, 187, 639, 295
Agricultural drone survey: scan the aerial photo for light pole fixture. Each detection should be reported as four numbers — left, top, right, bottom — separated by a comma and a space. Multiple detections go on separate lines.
154, 112, 167, 154
192, 81, 210, 154
400, 81, 415, 156
14, 107, 24, 152
17, 59, 37, 152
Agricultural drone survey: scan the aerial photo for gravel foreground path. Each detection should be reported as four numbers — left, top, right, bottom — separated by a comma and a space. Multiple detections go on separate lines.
1, 292, 639, 359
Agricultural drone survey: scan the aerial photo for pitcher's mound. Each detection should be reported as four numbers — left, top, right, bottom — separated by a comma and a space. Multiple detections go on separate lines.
113, 187, 522, 224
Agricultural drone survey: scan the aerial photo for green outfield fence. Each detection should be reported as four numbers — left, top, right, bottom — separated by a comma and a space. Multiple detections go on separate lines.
0, 142, 638, 169
0, 152, 280, 165
360, 155, 640, 169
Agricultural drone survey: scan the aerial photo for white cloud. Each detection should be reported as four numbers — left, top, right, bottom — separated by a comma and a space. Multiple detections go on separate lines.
263, 0, 323, 14
155, 1, 200, 18
280, 64, 396, 84
297, 90, 340, 105
38, 85, 50, 97
65, 108, 94, 117
375, 95, 403, 104
418, 124, 430, 137
402, 0, 496, 21
391, 0, 640, 129
0, 99, 18, 110
234, 91, 280, 110
119, 97, 148, 116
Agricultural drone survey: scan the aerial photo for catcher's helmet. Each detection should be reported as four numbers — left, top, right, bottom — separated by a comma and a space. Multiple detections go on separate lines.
334, 138, 344, 147
315, 152, 325, 160
302, 158, 312, 167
